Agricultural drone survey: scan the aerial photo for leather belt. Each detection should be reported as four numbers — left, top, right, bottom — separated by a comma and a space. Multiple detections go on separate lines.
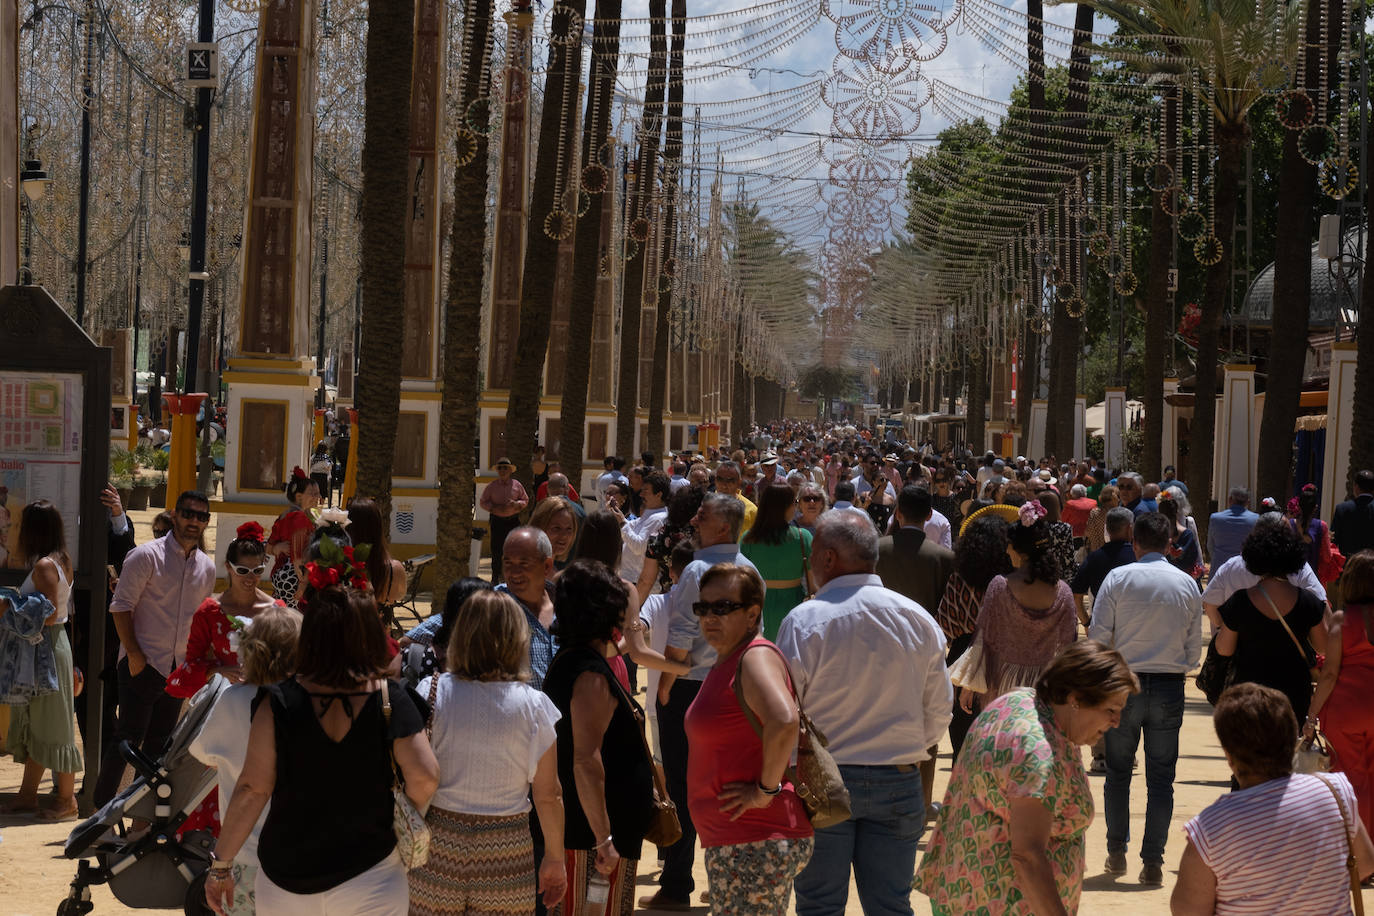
764, 577, 803, 589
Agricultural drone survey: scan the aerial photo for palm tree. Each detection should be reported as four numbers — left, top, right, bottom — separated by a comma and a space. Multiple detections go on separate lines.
613, 0, 668, 459
646, 0, 686, 458
1141, 83, 1178, 482
1257, 0, 1340, 501
1045, 4, 1094, 461
1349, 114, 1374, 493
504, 0, 589, 493
354, 0, 415, 517
433, 0, 495, 591
1087, 0, 1301, 526
559, 0, 623, 486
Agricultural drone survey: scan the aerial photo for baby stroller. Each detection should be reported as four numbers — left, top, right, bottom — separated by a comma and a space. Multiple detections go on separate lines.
57, 676, 227, 915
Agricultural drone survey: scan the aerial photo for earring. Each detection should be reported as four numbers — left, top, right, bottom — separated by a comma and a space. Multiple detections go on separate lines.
1072, 703, 1079, 711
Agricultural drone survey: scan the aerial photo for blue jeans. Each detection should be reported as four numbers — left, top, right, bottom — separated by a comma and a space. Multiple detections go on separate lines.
794, 764, 924, 916
1104, 674, 1185, 864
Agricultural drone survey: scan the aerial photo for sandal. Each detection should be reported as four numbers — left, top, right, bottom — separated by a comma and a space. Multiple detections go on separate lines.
37, 803, 79, 822
0, 799, 40, 816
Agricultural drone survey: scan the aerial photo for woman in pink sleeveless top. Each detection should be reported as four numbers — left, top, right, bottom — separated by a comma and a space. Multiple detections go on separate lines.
684, 563, 812, 916
1310, 550, 1374, 834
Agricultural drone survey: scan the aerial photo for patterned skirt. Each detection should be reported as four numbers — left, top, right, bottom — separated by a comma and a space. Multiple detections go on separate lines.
408, 807, 535, 916
271, 562, 299, 610
558, 850, 637, 916
704, 837, 812, 916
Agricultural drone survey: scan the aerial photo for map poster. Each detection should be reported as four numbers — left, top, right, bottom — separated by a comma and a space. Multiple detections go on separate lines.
0, 372, 85, 570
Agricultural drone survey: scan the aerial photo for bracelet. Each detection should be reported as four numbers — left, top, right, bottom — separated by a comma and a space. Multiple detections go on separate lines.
757, 780, 782, 796
595, 836, 614, 850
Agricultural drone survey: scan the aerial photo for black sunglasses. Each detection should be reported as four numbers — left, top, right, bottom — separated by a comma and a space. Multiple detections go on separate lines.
692, 599, 748, 618
178, 507, 211, 523
799, 495, 823, 503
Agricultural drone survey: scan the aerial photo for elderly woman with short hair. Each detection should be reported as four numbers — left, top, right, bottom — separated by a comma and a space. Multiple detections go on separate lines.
192, 604, 303, 915
685, 563, 812, 914
1172, 683, 1374, 915
918, 641, 1138, 916
793, 483, 828, 534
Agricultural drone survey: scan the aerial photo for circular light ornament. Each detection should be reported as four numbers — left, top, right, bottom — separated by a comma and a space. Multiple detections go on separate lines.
543, 208, 573, 241
1255, 58, 1291, 94
1194, 234, 1223, 266
629, 217, 650, 242
581, 163, 608, 194
1114, 271, 1138, 296
1319, 155, 1359, 200
1178, 208, 1208, 241
1145, 160, 1174, 193
465, 98, 492, 136
1299, 124, 1337, 164
1063, 297, 1086, 319
1276, 89, 1315, 130
1088, 232, 1113, 259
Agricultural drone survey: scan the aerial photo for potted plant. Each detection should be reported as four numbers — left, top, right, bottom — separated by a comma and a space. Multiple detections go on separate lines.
128, 477, 151, 511
149, 470, 168, 508
111, 473, 135, 508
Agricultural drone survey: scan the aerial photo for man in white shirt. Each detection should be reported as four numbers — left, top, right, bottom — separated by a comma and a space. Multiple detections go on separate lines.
1201, 512, 1328, 624
619, 471, 670, 587
777, 510, 952, 916
593, 455, 627, 503
923, 504, 952, 549
1088, 512, 1202, 886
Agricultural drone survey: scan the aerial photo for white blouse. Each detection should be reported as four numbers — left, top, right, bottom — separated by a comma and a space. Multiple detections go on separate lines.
420, 675, 560, 816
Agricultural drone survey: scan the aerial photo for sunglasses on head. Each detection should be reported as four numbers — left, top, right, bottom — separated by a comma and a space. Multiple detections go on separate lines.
692, 599, 748, 617
178, 507, 211, 523
230, 563, 268, 577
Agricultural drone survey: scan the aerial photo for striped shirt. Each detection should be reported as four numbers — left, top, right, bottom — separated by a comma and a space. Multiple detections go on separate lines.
1184, 772, 1358, 915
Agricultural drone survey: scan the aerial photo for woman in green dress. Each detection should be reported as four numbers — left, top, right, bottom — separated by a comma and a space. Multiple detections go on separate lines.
740, 481, 814, 640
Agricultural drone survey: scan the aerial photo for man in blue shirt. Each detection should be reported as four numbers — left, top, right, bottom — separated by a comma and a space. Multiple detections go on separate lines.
1157, 465, 1188, 496
1090, 512, 1202, 887
643, 493, 762, 910
1207, 486, 1260, 572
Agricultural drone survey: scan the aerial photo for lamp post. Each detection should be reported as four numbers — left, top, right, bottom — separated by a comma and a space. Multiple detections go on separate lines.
19, 157, 50, 284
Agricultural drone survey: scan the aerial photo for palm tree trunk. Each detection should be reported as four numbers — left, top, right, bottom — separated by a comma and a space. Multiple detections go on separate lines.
354, 0, 415, 517
613, 0, 667, 458
1141, 84, 1178, 482
1187, 119, 1247, 533
505, 0, 588, 493
1045, 3, 1092, 461
967, 346, 987, 453
433, 0, 494, 592
559, 0, 622, 485
1258, 0, 1335, 501
646, 0, 685, 458
1348, 113, 1374, 492
732, 336, 750, 445
1017, 0, 1045, 455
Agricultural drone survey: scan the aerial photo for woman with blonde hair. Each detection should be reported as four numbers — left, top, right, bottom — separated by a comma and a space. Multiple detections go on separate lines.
530, 497, 580, 572
1085, 485, 1120, 554
192, 604, 304, 915
408, 590, 566, 916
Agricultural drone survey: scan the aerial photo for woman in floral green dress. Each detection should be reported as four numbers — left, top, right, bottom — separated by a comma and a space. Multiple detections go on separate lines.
915, 641, 1137, 915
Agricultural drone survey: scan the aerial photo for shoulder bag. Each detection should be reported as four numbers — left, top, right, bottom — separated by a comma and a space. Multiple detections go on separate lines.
734, 646, 851, 829
1318, 774, 1365, 916
603, 664, 682, 848
1194, 634, 1236, 706
1256, 585, 1332, 774
800, 531, 814, 601
381, 679, 432, 869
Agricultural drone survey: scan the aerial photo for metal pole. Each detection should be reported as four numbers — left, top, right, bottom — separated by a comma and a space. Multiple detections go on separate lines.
73, 0, 94, 328
183, 0, 215, 392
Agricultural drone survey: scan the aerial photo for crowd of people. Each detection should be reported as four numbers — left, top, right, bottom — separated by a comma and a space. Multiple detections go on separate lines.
6, 416, 1374, 915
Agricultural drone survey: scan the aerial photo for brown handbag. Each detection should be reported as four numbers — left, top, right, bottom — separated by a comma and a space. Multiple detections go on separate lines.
606, 670, 682, 848
734, 646, 852, 829
1318, 775, 1365, 916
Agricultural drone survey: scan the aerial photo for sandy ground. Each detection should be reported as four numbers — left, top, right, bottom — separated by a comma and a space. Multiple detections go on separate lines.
0, 506, 1234, 914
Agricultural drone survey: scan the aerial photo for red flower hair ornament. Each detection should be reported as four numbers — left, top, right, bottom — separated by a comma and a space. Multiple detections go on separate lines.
236, 521, 265, 543
304, 535, 371, 592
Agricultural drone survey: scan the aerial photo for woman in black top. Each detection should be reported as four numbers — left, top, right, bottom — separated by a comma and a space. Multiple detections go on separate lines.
1216, 521, 1330, 722
542, 561, 654, 916
206, 581, 439, 915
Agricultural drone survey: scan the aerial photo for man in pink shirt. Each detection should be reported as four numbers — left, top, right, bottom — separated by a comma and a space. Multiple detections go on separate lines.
94, 489, 216, 805
481, 457, 529, 583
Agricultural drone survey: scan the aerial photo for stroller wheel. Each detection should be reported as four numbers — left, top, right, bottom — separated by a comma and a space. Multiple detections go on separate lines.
56, 899, 92, 916
184, 869, 214, 916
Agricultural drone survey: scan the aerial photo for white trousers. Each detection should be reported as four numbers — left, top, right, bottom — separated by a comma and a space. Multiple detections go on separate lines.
255, 849, 408, 915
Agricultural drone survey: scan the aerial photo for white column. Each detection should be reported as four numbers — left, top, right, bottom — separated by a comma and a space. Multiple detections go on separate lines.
1073, 396, 1086, 461
1104, 387, 1126, 467
1027, 399, 1048, 461
1322, 343, 1358, 523
1162, 377, 1179, 473
1214, 364, 1257, 500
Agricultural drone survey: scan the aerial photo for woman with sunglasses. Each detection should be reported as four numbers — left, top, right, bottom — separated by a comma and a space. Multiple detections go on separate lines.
684, 563, 812, 915
166, 522, 283, 699
793, 483, 828, 535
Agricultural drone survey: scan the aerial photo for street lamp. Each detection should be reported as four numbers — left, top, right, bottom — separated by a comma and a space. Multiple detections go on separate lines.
19, 158, 50, 285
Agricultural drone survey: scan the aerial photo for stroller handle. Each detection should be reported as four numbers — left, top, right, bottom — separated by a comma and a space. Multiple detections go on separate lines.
120, 741, 161, 782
